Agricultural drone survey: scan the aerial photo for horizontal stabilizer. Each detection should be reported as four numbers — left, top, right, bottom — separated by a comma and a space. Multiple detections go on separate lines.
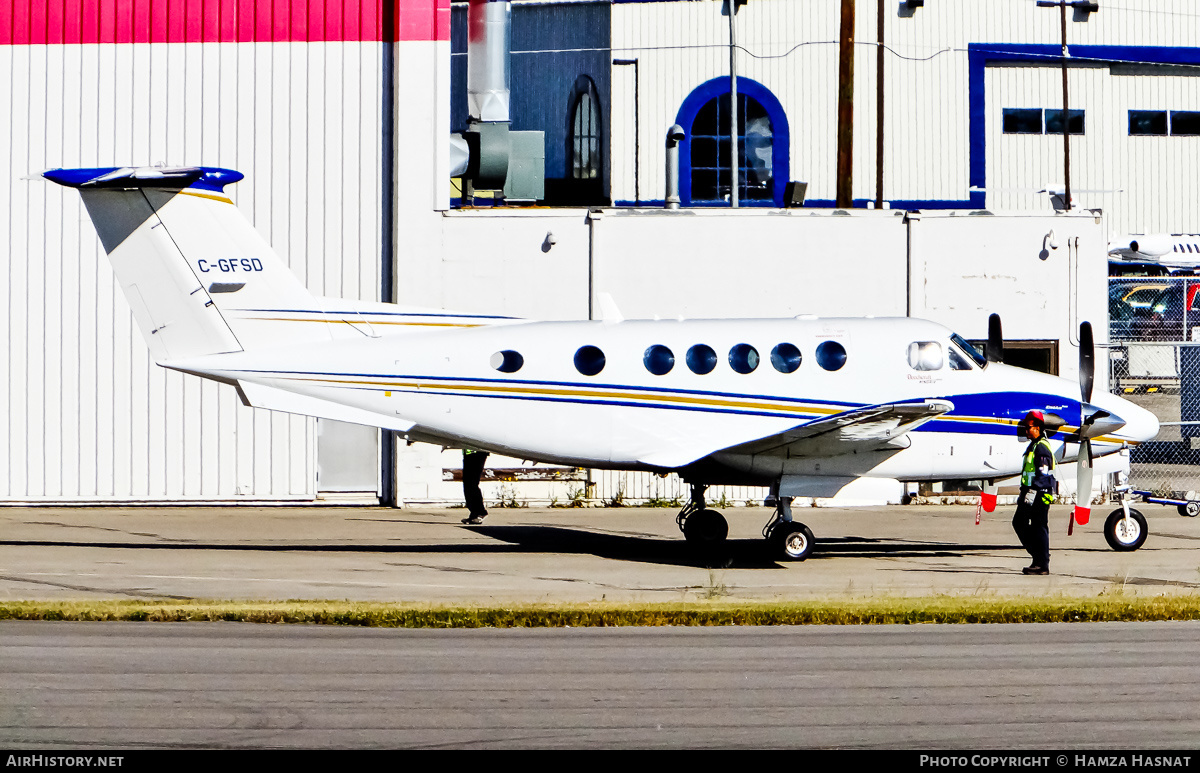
43, 166, 242, 191
237, 381, 416, 432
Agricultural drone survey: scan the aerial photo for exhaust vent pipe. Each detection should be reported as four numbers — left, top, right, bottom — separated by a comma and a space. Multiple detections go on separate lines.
457, 0, 544, 202
467, 0, 511, 123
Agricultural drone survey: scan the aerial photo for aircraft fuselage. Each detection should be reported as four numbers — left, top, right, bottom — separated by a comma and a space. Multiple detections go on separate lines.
177, 315, 1158, 487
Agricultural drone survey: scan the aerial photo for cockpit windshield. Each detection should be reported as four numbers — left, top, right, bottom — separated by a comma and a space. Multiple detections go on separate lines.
950, 333, 987, 369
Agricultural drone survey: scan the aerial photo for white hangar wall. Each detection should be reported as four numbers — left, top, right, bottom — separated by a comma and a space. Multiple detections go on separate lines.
0, 1, 433, 502
609, 0, 1200, 234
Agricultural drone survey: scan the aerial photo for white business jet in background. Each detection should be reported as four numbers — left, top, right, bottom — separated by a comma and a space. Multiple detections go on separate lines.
44, 166, 1160, 561
1109, 233, 1200, 269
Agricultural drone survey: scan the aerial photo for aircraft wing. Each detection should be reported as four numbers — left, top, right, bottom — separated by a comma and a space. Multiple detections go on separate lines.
717, 399, 955, 459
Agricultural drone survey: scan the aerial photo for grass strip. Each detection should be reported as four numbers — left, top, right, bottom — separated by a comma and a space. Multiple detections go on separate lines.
5, 595, 1200, 627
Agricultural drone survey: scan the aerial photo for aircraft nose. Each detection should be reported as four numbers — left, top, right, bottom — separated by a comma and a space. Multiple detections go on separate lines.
1101, 394, 1160, 444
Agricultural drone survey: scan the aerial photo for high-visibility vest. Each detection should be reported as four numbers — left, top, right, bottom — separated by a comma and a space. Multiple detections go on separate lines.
1020, 437, 1055, 488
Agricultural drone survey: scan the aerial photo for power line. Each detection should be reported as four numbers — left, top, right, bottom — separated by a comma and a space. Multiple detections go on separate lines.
453, 40, 1200, 72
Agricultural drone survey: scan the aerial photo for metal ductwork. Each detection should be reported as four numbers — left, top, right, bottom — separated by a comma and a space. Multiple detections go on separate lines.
454, 0, 543, 203
467, 0, 511, 123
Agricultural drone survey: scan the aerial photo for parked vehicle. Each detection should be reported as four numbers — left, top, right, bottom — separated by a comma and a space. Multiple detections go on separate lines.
1131, 279, 1200, 342
1110, 278, 1171, 341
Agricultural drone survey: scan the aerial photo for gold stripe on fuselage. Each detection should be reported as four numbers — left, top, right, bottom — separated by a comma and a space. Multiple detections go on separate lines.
270, 373, 1138, 445
243, 316, 484, 329
285, 374, 841, 417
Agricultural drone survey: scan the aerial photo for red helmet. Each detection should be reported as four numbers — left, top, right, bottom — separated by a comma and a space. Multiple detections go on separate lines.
1017, 410, 1045, 438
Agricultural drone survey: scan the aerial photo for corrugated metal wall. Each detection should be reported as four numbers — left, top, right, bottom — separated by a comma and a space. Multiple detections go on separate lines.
610, 0, 1200, 231
1109, 67, 1200, 234
1, 2, 391, 501
610, 0, 972, 207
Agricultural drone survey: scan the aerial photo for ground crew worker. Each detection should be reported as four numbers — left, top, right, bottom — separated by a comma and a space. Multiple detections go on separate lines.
461, 448, 490, 525
1013, 410, 1056, 575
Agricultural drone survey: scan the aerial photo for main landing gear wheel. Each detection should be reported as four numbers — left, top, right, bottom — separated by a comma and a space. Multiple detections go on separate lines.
683, 508, 728, 544
771, 522, 816, 562
1104, 508, 1148, 552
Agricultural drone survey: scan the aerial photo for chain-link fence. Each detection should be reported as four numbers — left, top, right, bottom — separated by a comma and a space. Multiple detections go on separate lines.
1109, 275, 1200, 496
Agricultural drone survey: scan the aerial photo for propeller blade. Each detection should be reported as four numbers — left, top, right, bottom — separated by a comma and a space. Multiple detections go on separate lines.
1079, 321, 1094, 405
986, 314, 1004, 363
1074, 437, 1093, 528
980, 483, 998, 513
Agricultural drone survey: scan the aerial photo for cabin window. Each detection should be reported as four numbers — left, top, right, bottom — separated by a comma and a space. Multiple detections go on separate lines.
644, 345, 675, 376
728, 343, 760, 374
771, 343, 802, 373
815, 341, 847, 371
490, 350, 524, 373
908, 342, 944, 371
686, 344, 718, 375
574, 345, 606, 376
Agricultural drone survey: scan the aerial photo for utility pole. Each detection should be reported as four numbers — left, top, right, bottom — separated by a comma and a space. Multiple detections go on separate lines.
875, 0, 884, 209
836, 0, 855, 209
1038, 0, 1074, 210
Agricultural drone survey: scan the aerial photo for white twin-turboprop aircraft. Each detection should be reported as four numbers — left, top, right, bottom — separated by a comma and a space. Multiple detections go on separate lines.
44, 166, 1160, 561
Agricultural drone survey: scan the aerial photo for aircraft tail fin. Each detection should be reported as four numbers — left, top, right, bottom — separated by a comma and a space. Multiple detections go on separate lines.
44, 166, 325, 362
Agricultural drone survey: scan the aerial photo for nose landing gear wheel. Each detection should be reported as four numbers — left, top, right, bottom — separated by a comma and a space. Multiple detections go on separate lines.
771, 522, 816, 561
1104, 508, 1148, 552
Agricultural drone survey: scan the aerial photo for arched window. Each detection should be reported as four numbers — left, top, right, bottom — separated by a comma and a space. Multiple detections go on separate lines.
570, 76, 602, 181
676, 78, 790, 208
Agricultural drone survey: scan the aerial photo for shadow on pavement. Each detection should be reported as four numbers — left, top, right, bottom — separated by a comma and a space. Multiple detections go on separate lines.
0, 529, 1022, 571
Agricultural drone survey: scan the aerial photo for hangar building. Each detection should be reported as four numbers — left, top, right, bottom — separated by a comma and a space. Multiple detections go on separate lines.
1, 0, 1191, 505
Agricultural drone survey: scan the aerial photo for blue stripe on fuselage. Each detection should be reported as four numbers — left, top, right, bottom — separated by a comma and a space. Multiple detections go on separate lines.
239, 367, 1081, 436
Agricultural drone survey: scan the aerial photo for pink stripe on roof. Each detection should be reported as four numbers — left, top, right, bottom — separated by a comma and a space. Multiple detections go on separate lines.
0, 0, 450, 44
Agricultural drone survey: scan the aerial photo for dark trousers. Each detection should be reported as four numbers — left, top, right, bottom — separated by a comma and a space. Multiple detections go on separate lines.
1012, 490, 1051, 568
463, 452, 489, 517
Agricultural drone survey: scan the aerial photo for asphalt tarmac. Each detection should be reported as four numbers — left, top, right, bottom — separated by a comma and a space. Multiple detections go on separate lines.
5, 503, 1200, 751
4, 621, 1200, 749
1, 502, 1197, 602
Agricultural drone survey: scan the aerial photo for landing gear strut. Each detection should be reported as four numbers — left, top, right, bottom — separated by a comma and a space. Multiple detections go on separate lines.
676, 484, 728, 545
762, 494, 816, 561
